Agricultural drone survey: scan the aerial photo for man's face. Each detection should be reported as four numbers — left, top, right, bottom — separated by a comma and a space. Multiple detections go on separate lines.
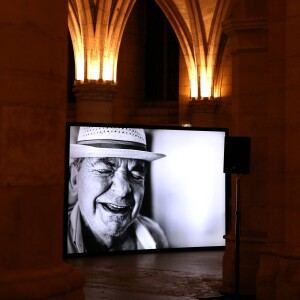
72, 157, 146, 243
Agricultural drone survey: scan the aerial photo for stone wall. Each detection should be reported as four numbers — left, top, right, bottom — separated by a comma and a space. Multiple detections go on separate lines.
0, 1, 84, 299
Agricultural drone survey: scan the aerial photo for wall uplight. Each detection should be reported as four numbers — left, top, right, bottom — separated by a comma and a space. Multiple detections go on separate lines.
87, 47, 100, 80
103, 57, 114, 81
190, 66, 216, 100
75, 52, 84, 81
200, 70, 212, 98
88, 63, 100, 80
190, 77, 198, 99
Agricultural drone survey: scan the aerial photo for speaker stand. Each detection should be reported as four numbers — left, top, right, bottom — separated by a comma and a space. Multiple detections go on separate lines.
235, 174, 245, 298
198, 175, 250, 300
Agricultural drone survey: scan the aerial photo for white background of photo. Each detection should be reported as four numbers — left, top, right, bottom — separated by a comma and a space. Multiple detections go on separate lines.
148, 129, 226, 248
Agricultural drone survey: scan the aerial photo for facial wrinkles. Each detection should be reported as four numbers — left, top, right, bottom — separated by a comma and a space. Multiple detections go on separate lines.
87, 157, 145, 210
77, 157, 147, 243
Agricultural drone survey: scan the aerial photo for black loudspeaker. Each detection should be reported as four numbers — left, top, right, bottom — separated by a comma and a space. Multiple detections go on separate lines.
223, 136, 251, 174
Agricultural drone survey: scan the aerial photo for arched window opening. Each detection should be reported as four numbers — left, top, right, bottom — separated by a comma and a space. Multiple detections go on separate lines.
144, 0, 179, 102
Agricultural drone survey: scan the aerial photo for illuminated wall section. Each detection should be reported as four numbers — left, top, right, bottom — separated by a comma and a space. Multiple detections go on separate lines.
156, 0, 230, 101
68, 0, 136, 83
68, 0, 229, 101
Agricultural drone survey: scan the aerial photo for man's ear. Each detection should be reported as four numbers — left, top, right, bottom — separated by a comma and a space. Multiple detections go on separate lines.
69, 164, 79, 198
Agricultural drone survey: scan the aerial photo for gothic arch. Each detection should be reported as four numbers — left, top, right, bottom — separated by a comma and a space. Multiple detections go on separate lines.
68, 0, 232, 99
155, 0, 198, 97
68, 0, 137, 82
155, 0, 231, 98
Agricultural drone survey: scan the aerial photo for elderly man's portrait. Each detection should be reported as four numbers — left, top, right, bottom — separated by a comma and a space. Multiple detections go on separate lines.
65, 124, 226, 255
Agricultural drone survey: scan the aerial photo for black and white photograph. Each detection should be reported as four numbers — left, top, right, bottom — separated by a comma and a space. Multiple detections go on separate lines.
64, 124, 226, 255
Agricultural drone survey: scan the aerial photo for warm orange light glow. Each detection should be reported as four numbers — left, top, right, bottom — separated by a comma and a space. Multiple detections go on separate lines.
103, 57, 114, 81
88, 64, 100, 80
189, 66, 216, 100
72, 39, 84, 80
213, 85, 220, 98
87, 48, 100, 80
75, 53, 84, 81
200, 69, 212, 98
74, 47, 117, 82
190, 77, 198, 98
113, 61, 117, 82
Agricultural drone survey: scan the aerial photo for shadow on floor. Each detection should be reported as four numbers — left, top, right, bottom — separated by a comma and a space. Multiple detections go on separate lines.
199, 295, 256, 300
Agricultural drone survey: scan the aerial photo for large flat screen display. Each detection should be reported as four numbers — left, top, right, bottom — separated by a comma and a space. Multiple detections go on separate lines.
63, 123, 227, 256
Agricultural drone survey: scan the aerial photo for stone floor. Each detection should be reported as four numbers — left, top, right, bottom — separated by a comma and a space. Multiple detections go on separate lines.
66, 250, 255, 300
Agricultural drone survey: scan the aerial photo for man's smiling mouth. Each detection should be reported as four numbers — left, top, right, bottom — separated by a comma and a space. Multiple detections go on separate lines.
100, 203, 132, 214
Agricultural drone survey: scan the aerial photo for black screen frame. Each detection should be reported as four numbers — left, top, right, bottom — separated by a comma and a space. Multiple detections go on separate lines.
63, 122, 229, 258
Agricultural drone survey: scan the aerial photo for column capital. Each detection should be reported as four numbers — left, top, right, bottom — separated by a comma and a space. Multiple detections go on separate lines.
73, 80, 118, 122
223, 18, 267, 33
189, 99, 221, 114
73, 80, 118, 102
222, 18, 267, 53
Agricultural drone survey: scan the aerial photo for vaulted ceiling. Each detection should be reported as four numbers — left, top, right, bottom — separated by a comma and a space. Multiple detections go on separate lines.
68, 0, 232, 98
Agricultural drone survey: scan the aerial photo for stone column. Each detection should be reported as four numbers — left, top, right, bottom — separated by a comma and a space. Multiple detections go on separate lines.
189, 99, 221, 127
256, 0, 300, 299
222, 11, 268, 295
0, 1, 84, 299
73, 80, 117, 123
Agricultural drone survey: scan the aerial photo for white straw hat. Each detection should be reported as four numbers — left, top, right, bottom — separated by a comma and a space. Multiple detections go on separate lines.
70, 127, 165, 161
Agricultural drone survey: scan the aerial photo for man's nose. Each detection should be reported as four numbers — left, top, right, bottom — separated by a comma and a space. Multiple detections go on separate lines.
111, 171, 132, 197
